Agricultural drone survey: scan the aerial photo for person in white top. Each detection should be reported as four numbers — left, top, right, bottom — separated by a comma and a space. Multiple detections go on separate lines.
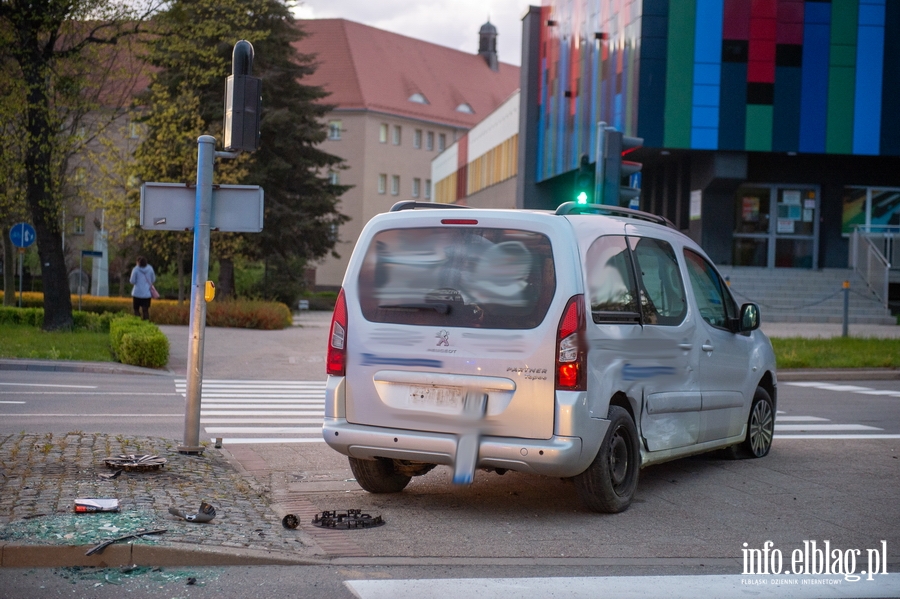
129, 256, 156, 320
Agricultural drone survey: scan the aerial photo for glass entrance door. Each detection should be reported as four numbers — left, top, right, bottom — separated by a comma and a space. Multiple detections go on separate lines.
733, 185, 819, 268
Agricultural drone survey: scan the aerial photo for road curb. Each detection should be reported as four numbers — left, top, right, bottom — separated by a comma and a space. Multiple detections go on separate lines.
0, 359, 172, 376
0, 540, 321, 568
777, 369, 900, 381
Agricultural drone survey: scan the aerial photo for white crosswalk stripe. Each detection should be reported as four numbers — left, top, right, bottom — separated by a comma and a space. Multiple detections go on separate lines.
774, 409, 895, 439
174, 379, 326, 445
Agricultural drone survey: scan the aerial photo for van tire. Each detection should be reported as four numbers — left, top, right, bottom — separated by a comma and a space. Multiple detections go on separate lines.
726, 387, 774, 459
574, 405, 640, 513
349, 457, 412, 493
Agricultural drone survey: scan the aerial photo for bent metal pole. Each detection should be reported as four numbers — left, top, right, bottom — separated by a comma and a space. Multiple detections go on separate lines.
180, 134, 216, 454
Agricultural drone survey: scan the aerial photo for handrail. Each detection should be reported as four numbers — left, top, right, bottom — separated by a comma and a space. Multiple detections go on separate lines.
850, 229, 890, 309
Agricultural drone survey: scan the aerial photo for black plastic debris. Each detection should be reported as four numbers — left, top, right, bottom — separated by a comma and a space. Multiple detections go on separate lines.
104, 454, 167, 471
282, 514, 300, 529
311, 509, 384, 530
98, 469, 123, 480
168, 501, 216, 523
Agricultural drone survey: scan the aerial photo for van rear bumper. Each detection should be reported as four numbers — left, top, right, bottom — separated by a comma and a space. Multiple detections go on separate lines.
322, 417, 586, 479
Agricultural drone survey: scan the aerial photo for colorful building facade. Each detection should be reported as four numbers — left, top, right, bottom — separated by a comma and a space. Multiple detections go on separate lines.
517, 0, 900, 270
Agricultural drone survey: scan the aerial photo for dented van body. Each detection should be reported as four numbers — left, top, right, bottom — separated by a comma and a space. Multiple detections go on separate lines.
323, 201, 777, 513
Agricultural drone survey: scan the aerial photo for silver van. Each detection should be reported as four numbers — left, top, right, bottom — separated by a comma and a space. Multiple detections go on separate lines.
323, 201, 777, 513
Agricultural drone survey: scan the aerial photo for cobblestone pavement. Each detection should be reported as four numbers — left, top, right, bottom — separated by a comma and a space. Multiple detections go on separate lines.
0, 432, 320, 561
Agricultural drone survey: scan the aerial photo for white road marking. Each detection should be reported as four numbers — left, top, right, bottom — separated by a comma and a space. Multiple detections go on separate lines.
176, 378, 326, 444
0, 401, 26, 404
0, 382, 97, 388
775, 416, 829, 422
345, 574, 900, 599
775, 424, 882, 431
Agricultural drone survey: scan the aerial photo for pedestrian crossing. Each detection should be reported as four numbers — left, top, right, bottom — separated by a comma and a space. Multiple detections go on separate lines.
174, 379, 326, 445
776, 381, 900, 438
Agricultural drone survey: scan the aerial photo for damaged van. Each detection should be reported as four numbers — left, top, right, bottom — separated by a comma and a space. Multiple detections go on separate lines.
323, 201, 777, 513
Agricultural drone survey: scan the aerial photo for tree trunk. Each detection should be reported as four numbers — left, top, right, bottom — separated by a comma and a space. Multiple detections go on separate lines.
2, 232, 16, 306
23, 65, 72, 331
218, 256, 235, 300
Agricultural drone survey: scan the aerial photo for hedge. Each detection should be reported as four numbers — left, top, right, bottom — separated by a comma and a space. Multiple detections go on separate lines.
0, 292, 292, 329
109, 316, 169, 368
0, 306, 115, 332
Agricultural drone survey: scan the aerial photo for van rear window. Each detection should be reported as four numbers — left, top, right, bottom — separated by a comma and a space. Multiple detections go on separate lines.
357, 227, 556, 329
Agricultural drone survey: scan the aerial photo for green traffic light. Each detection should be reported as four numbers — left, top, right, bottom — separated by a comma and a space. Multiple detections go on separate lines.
576, 191, 588, 204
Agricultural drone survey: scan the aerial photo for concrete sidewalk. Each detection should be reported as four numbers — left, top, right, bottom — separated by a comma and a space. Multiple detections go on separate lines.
1, 312, 899, 568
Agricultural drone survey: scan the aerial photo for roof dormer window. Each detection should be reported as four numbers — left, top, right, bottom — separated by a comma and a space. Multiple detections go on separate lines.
408, 93, 429, 104
455, 103, 474, 114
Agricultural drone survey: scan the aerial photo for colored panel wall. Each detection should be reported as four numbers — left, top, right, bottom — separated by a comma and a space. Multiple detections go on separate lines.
826, 0, 858, 154
664, 0, 695, 148
533, 0, 900, 183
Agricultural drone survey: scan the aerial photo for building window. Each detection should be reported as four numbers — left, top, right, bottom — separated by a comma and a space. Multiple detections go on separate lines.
392, 125, 402, 145
379, 123, 388, 143
129, 122, 141, 139
391, 175, 400, 195
456, 103, 474, 114
414, 129, 422, 149
378, 173, 387, 194
328, 171, 339, 185
426, 131, 434, 151
328, 120, 342, 140
73, 215, 85, 235
438, 133, 446, 151
73, 167, 87, 185
425, 179, 432, 199
412, 178, 421, 198
408, 92, 429, 104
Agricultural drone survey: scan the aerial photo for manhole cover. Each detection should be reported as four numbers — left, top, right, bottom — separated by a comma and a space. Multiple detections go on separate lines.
104, 454, 167, 471
311, 509, 384, 530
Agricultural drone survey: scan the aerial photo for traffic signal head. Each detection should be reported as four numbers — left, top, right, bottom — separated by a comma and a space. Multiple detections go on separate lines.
573, 154, 594, 204
598, 124, 643, 207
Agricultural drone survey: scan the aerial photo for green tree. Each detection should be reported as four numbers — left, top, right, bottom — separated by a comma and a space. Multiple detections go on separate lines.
135, 0, 348, 304
0, 0, 158, 329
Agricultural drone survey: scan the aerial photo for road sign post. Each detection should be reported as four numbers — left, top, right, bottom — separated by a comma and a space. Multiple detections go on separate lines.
177, 41, 262, 455
9, 222, 36, 307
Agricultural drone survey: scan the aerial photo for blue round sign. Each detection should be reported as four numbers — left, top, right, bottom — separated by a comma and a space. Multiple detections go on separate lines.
9, 222, 36, 248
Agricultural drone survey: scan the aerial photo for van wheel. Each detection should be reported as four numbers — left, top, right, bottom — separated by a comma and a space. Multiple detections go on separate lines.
574, 406, 640, 513
728, 387, 774, 459
348, 457, 411, 493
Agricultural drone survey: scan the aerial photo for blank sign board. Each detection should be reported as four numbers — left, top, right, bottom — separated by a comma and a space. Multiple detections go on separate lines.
140, 182, 264, 232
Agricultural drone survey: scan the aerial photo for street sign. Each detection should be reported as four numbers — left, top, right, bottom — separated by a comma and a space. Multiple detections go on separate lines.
81, 250, 103, 258
9, 222, 36, 248
140, 182, 264, 232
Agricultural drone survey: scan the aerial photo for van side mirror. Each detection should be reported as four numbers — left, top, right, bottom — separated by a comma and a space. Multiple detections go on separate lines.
739, 303, 760, 332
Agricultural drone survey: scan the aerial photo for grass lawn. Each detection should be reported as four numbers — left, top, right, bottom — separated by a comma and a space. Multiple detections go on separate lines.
770, 337, 900, 369
0, 324, 113, 362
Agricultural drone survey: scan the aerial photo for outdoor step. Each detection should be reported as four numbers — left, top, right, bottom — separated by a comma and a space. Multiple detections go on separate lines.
714, 267, 894, 325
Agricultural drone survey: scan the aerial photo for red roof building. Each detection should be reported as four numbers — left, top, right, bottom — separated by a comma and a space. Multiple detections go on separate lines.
295, 18, 520, 288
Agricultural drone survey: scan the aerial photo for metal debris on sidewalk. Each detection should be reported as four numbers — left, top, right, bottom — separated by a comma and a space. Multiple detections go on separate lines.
311, 509, 384, 530
74, 498, 119, 513
85, 528, 168, 556
103, 454, 167, 471
168, 501, 216, 523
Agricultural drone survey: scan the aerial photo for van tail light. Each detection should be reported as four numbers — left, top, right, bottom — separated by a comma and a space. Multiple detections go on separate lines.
327, 288, 348, 376
555, 295, 586, 391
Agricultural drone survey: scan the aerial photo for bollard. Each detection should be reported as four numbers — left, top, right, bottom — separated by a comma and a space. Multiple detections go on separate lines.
842, 280, 850, 338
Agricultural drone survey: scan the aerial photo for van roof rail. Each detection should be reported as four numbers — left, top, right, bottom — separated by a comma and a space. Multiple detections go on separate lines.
555, 202, 675, 228
390, 201, 472, 212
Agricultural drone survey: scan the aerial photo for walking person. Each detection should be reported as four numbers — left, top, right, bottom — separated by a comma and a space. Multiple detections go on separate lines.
130, 256, 156, 320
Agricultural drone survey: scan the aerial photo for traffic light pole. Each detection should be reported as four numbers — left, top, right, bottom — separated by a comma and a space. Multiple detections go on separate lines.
594, 122, 607, 205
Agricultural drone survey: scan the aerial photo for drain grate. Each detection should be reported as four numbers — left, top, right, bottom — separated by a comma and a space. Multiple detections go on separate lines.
103, 454, 167, 472
310, 509, 384, 530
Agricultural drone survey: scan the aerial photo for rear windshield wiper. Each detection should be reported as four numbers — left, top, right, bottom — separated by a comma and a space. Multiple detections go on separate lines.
378, 303, 450, 315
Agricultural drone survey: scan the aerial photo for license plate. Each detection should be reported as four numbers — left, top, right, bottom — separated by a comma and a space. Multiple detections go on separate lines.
408, 385, 463, 412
